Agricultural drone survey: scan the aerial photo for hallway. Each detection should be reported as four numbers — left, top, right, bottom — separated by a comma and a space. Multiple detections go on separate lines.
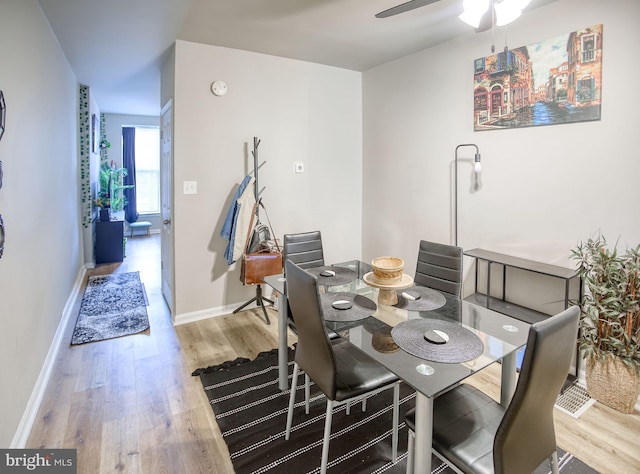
26, 234, 281, 473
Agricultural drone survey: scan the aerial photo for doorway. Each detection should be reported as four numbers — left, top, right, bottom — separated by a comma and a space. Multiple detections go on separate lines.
100, 112, 172, 316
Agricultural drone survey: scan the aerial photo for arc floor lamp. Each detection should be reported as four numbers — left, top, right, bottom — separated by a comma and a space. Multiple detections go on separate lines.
454, 144, 482, 247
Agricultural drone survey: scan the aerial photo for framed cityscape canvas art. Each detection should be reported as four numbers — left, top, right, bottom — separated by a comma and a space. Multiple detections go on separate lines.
473, 24, 603, 131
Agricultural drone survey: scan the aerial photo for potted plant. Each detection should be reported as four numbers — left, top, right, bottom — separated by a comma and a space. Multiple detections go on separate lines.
108, 165, 134, 213
94, 163, 113, 220
571, 234, 640, 413
94, 162, 134, 220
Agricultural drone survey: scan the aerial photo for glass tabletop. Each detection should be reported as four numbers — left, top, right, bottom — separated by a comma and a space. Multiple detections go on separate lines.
264, 260, 530, 399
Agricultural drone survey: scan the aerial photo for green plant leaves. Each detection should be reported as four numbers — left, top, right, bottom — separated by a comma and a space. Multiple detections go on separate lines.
96, 163, 134, 211
571, 234, 640, 369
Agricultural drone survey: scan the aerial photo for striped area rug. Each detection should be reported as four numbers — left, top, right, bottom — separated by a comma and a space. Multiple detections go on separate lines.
193, 348, 598, 474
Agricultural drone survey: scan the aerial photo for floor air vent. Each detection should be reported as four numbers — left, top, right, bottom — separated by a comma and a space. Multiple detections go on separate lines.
555, 383, 595, 418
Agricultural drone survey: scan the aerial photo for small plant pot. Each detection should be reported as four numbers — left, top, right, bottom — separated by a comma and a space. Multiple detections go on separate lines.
99, 208, 111, 222
586, 356, 640, 414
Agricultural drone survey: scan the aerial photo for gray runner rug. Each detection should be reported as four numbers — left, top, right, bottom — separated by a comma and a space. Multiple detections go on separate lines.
70, 271, 150, 345
193, 347, 598, 473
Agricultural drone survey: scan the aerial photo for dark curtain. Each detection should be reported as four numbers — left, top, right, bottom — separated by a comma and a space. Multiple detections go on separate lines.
122, 127, 139, 223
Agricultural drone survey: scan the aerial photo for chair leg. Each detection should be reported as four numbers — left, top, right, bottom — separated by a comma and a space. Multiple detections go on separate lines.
392, 382, 399, 461
285, 363, 300, 440
406, 429, 415, 474
550, 450, 560, 474
320, 400, 334, 474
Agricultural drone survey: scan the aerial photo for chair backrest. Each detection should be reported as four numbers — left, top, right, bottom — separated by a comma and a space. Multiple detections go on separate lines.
283, 231, 325, 270
414, 240, 463, 297
494, 305, 580, 473
285, 260, 337, 399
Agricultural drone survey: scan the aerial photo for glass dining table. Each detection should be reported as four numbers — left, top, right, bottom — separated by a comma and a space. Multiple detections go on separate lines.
264, 260, 530, 474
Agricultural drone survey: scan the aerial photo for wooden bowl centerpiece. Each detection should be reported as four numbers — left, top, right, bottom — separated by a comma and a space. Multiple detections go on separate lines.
371, 256, 404, 284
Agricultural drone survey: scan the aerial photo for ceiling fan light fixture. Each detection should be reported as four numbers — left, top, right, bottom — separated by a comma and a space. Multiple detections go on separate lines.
459, 0, 531, 29
494, 0, 522, 26
458, 0, 490, 28
511, 0, 532, 10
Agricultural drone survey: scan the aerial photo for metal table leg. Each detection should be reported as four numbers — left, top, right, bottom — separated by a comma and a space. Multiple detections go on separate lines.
502, 264, 507, 301
413, 393, 433, 474
278, 294, 289, 391
486, 261, 492, 308
501, 352, 517, 407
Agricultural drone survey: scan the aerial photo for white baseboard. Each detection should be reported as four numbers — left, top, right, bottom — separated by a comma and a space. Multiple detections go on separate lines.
10, 265, 88, 448
173, 301, 276, 326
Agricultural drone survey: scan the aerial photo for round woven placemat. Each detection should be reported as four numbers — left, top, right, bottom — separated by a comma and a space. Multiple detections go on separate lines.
391, 319, 484, 363
307, 266, 358, 286
394, 286, 446, 311
320, 292, 377, 322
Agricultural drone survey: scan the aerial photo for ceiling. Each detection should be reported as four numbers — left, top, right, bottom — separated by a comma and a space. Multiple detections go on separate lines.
37, 0, 556, 116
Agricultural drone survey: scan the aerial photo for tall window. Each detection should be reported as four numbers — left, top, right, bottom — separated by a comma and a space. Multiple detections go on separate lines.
134, 127, 160, 214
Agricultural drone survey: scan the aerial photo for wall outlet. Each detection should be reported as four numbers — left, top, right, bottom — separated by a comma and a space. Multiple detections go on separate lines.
294, 162, 304, 173
183, 181, 197, 194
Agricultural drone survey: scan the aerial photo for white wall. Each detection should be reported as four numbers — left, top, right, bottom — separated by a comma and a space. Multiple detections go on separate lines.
170, 41, 362, 318
363, 0, 640, 314
0, 0, 83, 446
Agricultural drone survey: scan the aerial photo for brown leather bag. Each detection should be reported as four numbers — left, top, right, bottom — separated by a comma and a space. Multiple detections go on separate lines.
240, 201, 282, 285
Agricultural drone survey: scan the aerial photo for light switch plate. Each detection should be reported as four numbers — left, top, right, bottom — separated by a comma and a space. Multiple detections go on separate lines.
183, 181, 197, 194
294, 162, 304, 173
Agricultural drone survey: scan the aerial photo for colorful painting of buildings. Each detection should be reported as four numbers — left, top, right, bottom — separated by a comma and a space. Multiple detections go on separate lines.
473, 24, 602, 130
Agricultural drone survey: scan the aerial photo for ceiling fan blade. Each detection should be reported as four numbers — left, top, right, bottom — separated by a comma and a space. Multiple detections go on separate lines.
375, 0, 442, 19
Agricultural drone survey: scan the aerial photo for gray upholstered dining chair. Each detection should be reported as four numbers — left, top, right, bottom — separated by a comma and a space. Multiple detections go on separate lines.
404, 305, 580, 474
283, 230, 325, 269
282, 231, 340, 409
284, 260, 401, 474
414, 240, 464, 297
282, 230, 325, 332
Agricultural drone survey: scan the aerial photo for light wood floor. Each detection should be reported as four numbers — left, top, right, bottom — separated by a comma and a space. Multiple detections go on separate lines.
26, 235, 640, 473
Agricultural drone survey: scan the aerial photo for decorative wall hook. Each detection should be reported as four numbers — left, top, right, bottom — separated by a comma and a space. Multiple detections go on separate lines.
0, 89, 6, 142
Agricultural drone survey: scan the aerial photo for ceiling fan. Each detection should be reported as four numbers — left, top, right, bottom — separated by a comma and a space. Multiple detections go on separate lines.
375, 0, 531, 33
375, 0, 443, 19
